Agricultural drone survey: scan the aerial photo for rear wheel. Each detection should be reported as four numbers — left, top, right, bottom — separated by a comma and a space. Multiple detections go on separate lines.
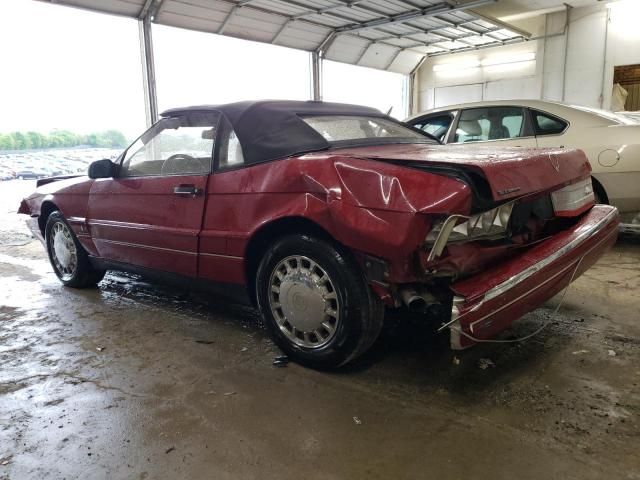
256, 234, 384, 369
45, 211, 105, 288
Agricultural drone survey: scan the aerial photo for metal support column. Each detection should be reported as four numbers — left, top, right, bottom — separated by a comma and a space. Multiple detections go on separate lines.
310, 50, 323, 101
139, 16, 159, 127
407, 56, 426, 116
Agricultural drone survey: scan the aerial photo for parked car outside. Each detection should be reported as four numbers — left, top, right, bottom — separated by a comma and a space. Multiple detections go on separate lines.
0, 167, 14, 180
19, 100, 618, 368
406, 100, 640, 230
15, 170, 44, 180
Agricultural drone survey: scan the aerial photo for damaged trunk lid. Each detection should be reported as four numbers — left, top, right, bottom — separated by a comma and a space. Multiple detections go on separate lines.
332, 144, 592, 202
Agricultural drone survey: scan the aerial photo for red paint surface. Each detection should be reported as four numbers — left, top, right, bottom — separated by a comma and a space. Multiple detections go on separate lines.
323, 144, 592, 201
87, 176, 207, 276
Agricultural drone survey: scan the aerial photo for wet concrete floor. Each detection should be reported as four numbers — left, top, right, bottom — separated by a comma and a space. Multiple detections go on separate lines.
1, 180, 639, 479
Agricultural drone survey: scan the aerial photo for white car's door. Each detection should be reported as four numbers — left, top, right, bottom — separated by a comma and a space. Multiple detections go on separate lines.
448, 106, 537, 148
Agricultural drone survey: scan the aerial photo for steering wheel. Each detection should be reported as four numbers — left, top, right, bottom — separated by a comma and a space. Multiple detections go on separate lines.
160, 153, 201, 175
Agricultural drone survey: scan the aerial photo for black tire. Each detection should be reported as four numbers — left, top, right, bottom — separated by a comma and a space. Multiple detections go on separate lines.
45, 211, 105, 288
256, 234, 384, 369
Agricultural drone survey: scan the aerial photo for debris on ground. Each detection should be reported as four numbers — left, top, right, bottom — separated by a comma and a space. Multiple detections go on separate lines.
165, 447, 175, 454
608, 349, 617, 357
96, 346, 105, 352
223, 392, 236, 396
1, 460, 9, 466
478, 358, 495, 370
195, 340, 214, 345
241, 347, 248, 352
273, 355, 289, 367
452, 356, 461, 365
572, 350, 590, 355
353, 416, 362, 425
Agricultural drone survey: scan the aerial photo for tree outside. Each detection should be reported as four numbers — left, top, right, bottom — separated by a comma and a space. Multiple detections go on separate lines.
0, 129, 129, 151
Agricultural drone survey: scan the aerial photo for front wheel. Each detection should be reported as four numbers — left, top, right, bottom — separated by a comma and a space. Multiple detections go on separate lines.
256, 234, 384, 369
45, 211, 105, 288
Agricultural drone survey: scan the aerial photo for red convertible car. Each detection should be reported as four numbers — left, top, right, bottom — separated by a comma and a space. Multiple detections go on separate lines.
19, 100, 619, 368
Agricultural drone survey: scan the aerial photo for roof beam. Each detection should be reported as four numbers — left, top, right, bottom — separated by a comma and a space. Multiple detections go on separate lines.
370, 24, 501, 47
467, 9, 532, 38
316, 31, 337, 55
428, 35, 527, 56
139, 0, 165, 20
138, 0, 154, 19
218, 6, 239, 34
355, 42, 373, 65
285, 0, 371, 20
271, 20, 291, 44
334, 0, 496, 34
383, 48, 403, 70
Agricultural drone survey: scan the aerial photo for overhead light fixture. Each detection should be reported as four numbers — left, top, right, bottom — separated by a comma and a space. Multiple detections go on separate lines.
480, 52, 536, 67
432, 52, 535, 73
432, 59, 481, 72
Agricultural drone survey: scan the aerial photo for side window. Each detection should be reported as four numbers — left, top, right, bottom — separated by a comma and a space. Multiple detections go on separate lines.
531, 110, 568, 136
413, 114, 453, 142
120, 112, 220, 177
454, 107, 525, 143
216, 117, 245, 170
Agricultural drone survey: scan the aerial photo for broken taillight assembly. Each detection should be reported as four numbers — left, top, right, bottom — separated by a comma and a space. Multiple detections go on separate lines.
425, 201, 514, 260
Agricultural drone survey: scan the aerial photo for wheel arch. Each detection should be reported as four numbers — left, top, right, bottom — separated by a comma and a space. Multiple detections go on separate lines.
591, 176, 609, 204
244, 216, 337, 304
39, 200, 60, 236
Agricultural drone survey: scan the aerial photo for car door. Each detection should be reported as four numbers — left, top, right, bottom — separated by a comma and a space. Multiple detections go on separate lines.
87, 111, 220, 277
448, 106, 537, 147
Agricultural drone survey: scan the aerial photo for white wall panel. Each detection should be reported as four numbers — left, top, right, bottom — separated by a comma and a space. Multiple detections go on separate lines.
483, 77, 539, 101
433, 84, 483, 108
416, 2, 640, 113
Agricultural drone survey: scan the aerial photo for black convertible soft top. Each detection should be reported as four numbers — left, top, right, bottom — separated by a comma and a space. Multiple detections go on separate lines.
160, 100, 396, 165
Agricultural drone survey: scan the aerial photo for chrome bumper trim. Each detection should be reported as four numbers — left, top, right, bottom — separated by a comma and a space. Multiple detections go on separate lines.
483, 206, 618, 303
467, 227, 617, 332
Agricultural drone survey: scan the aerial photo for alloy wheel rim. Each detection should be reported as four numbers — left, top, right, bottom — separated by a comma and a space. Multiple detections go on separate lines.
268, 255, 340, 349
50, 222, 78, 281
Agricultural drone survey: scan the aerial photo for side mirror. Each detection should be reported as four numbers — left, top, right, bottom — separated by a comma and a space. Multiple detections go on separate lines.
88, 159, 117, 179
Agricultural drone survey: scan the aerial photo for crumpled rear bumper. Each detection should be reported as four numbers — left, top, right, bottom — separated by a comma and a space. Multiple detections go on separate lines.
447, 205, 619, 349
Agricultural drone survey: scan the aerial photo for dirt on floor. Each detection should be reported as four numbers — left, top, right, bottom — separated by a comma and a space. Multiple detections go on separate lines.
0, 180, 639, 479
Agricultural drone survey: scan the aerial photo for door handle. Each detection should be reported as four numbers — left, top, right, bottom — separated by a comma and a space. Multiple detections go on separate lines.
173, 184, 203, 196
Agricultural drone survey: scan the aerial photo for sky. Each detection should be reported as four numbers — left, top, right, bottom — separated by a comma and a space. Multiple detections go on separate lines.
0, 0, 407, 140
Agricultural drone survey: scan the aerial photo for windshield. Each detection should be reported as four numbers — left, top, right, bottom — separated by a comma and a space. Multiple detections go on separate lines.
302, 115, 434, 145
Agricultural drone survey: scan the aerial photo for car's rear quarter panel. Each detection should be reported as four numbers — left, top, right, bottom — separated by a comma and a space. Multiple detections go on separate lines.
199, 155, 473, 284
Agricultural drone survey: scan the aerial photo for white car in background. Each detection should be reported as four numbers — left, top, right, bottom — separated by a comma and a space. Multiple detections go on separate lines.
407, 100, 640, 231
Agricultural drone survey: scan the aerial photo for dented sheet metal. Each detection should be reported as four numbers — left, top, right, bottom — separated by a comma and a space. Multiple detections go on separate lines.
322, 144, 592, 201
447, 205, 619, 349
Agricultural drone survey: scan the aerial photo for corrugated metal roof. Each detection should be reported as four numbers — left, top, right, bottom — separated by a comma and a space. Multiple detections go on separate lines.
37, 0, 531, 73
